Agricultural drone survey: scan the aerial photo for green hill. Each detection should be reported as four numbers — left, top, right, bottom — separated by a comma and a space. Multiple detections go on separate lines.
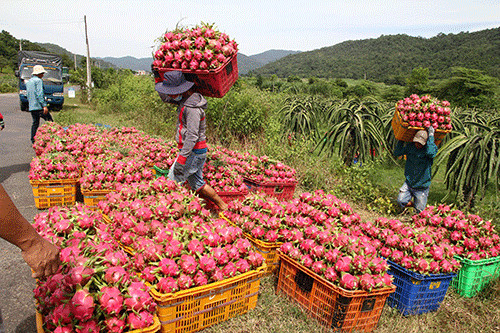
250, 28, 500, 83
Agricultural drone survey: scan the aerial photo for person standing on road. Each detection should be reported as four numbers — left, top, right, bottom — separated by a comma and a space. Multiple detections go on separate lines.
26, 65, 53, 144
155, 70, 228, 211
394, 126, 438, 213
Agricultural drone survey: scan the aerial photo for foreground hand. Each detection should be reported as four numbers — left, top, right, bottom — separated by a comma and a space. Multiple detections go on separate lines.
427, 126, 435, 136
173, 162, 185, 178
21, 237, 61, 279
43, 106, 49, 115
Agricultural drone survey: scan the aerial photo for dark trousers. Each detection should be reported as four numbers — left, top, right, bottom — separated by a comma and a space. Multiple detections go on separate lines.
30, 109, 53, 143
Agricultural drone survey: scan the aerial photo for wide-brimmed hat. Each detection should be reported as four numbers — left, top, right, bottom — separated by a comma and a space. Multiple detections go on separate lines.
155, 71, 194, 95
413, 130, 428, 146
32, 65, 47, 75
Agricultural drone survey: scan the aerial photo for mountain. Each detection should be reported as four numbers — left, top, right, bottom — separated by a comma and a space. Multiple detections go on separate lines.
37, 42, 117, 69
249, 27, 500, 83
99, 49, 301, 75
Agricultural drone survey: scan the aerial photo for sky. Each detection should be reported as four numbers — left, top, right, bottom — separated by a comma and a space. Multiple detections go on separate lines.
1, 0, 499, 59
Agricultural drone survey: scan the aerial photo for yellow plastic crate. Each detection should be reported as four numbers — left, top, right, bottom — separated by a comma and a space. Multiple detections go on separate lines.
391, 110, 449, 146
150, 265, 265, 333
30, 178, 79, 209
220, 212, 281, 275
36, 310, 161, 332
82, 189, 113, 209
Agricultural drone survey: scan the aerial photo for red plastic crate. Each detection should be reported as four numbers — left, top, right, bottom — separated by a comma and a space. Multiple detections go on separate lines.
153, 54, 238, 98
203, 188, 248, 211
244, 177, 297, 201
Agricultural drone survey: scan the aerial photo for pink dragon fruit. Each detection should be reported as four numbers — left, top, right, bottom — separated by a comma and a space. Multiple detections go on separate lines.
359, 273, 376, 291
339, 273, 358, 290
99, 286, 124, 315
179, 254, 198, 275
104, 316, 126, 333
71, 288, 95, 321
199, 255, 217, 273
157, 277, 179, 293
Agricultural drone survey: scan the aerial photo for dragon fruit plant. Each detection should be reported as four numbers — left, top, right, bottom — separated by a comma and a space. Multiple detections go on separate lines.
32, 204, 157, 332
396, 94, 453, 131
358, 217, 461, 275
153, 23, 238, 71
413, 205, 500, 260
29, 151, 80, 181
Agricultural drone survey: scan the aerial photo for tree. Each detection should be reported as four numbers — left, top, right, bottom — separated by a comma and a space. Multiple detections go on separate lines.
405, 67, 429, 96
435, 67, 500, 109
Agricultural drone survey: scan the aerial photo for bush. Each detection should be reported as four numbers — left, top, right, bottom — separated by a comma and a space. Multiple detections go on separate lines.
206, 84, 271, 142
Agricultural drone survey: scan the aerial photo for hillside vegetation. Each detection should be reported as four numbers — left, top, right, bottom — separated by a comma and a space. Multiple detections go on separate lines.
250, 28, 500, 84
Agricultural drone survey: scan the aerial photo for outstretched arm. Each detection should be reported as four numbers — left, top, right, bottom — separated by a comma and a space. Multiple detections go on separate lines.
0, 184, 60, 278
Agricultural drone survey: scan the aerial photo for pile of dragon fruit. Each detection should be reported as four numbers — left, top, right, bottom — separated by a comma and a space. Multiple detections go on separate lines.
211, 146, 297, 185
97, 178, 264, 294
33, 204, 157, 332
30, 123, 295, 200
225, 190, 393, 291
413, 205, 500, 260
396, 94, 453, 130
153, 23, 238, 71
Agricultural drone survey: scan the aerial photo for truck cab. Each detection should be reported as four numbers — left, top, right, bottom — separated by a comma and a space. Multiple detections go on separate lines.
16, 51, 65, 111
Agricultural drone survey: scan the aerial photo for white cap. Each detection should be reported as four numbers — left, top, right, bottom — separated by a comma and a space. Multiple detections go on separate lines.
32, 65, 47, 75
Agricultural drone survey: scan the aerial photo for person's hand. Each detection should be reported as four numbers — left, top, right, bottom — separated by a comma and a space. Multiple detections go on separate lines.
43, 106, 49, 115
427, 125, 435, 137
21, 236, 61, 278
173, 162, 185, 178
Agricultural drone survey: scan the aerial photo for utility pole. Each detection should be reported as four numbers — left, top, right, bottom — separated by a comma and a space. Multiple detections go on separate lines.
19, 40, 22, 51
84, 15, 92, 102
74, 54, 77, 71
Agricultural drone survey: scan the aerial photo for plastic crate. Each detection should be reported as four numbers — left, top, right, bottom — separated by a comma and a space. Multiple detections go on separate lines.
150, 265, 265, 333
36, 310, 160, 333
451, 255, 500, 297
243, 178, 297, 201
153, 54, 238, 98
82, 189, 113, 209
386, 259, 456, 315
30, 178, 79, 209
203, 188, 249, 211
391, 110, 449, 146
276, 253, 395, 332
220, 213, 281, 275
153, 165, 170, 179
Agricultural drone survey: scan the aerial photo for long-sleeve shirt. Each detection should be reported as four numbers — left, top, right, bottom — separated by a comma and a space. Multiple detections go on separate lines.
26, 76, 47, 111
394, 135, 438, 189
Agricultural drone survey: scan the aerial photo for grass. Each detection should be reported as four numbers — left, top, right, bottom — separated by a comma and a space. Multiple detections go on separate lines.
52, 92, 500, 333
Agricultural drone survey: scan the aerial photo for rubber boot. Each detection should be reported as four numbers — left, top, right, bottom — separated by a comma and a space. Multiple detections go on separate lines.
197, 184, 228, 211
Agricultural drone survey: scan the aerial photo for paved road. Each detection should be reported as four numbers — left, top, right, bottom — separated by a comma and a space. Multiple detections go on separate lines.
0, 92, 47, 333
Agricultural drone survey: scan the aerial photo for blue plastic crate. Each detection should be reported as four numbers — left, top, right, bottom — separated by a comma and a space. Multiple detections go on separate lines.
386, 259, 456, 316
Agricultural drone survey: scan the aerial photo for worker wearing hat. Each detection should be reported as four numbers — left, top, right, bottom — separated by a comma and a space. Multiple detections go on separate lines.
26, 65, 53, 144
394, 126, 438, 213
155, 70, 228, 211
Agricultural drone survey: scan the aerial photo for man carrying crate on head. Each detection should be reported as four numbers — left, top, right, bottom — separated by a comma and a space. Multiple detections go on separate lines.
155, 70, 228, 211
394, 126, 437, 213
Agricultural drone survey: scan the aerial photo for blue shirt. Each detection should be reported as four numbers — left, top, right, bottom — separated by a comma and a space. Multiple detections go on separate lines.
394, 135, 438, 189
26, 76, 47, 111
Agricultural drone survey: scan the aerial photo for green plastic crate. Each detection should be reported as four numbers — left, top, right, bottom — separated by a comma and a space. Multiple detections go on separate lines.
451, 255, 500, 297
